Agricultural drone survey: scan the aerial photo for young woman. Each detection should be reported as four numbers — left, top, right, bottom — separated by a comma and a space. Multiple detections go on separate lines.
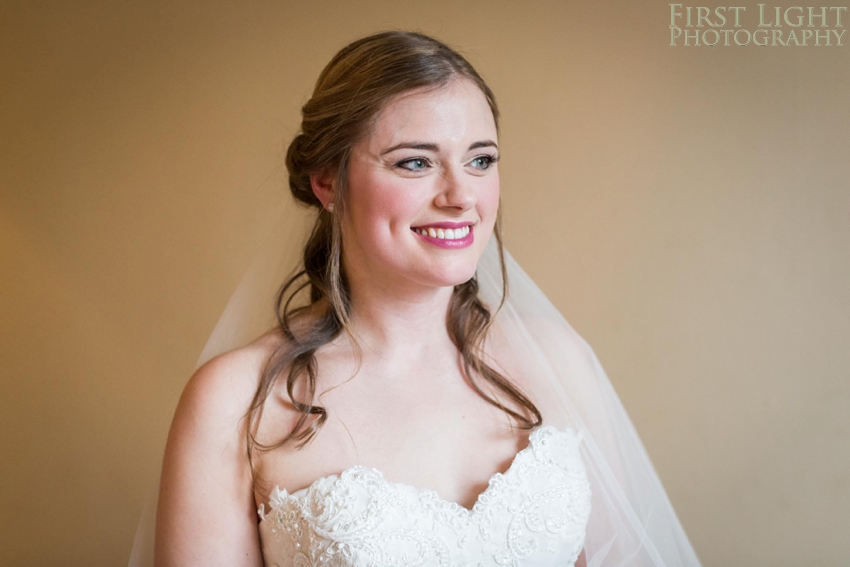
152, 31, 701, 567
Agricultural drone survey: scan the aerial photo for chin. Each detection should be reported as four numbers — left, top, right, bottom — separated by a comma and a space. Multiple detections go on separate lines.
421, 260, 480, 289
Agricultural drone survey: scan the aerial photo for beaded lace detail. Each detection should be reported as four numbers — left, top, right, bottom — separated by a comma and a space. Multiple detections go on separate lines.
257, 426, 591, 567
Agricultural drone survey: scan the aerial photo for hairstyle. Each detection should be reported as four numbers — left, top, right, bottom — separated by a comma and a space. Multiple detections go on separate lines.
246, 31, 542, 482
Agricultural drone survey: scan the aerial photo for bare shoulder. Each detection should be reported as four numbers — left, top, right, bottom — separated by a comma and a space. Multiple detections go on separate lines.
177, 329, 282, 428
484, 311, 603, 424
523, 313, 595, 361
488, 310, 594, 372
155, 328, 285, 566
183, 307, 333, 438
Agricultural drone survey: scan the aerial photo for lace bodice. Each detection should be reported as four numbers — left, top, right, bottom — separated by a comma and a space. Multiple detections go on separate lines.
257, 426, 591, 567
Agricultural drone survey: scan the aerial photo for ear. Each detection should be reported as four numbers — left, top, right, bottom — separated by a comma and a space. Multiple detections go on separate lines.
310, 171, 335, 211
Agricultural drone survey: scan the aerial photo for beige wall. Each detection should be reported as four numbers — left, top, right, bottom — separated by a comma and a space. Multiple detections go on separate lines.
2, 1, 848, 565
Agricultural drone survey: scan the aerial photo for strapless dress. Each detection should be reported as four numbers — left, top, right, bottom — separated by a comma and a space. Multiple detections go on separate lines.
257, 425, 591, 566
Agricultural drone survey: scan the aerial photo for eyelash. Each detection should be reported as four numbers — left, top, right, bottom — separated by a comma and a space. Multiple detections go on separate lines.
471, 153, 500, 170
395, 153, 500, 172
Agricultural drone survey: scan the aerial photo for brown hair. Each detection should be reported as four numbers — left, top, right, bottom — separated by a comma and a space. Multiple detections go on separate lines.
246, 31, 541, 479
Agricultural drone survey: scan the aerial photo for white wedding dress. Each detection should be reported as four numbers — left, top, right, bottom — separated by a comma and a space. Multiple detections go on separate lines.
257, 426, 591, 567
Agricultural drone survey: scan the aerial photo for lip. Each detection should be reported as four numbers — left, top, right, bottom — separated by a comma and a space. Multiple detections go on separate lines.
411, 220, 475, 230
411, 223, 475, 249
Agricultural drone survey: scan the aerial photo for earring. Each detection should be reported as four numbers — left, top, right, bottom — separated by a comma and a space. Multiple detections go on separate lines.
326, 203, 335, 213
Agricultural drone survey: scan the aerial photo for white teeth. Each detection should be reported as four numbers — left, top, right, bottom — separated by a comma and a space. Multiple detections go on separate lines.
415, 225, 471, 239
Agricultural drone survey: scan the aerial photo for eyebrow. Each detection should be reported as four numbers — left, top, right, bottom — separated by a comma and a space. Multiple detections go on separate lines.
380, 139, 498, 155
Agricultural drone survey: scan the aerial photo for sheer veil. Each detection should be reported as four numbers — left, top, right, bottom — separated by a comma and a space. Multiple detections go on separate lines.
129, 202, 701, 566
476, 241, 701, 566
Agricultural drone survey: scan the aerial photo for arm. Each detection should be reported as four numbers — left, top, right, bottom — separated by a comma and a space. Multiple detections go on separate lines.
575, 548, 588, 567
155, 348, 265, 567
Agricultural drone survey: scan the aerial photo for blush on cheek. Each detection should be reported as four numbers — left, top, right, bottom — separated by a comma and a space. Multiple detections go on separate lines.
478, 182, 501, 225
367, 200, 402, 215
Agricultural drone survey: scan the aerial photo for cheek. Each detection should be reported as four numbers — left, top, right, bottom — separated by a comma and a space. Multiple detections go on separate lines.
478, 175, 501, 220
347, 172, 423, 238
364, 187, 422, 221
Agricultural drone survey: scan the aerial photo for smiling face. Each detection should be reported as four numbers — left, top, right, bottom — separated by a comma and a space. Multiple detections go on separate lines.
339, 78, 500, 294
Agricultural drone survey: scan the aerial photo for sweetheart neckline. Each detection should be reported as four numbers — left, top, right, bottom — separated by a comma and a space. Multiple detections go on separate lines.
258, 425, 578, 521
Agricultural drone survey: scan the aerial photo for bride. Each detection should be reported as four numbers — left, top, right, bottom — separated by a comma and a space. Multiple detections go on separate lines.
153, 31, 701, 566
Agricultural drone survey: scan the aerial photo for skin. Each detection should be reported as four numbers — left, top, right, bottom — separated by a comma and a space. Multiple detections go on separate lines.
156, 78, 586, 566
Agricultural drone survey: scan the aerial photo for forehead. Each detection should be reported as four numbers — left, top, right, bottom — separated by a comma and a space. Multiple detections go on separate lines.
360, 79, 497, 152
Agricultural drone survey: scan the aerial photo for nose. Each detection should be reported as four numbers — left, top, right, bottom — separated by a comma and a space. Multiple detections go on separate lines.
434, 164, 476, 211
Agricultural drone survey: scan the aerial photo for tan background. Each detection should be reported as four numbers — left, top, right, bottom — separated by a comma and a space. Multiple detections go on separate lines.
2, 1, 848, 565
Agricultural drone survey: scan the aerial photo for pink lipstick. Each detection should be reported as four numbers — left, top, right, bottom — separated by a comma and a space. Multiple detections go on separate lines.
411, 222, 475, 249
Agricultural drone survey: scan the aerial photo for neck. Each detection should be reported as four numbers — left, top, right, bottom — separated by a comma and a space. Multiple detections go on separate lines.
347, 285, 457, 360
339, 267, 458, 362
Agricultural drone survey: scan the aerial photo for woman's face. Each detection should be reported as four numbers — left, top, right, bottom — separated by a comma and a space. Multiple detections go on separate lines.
341, 79, 500, 293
